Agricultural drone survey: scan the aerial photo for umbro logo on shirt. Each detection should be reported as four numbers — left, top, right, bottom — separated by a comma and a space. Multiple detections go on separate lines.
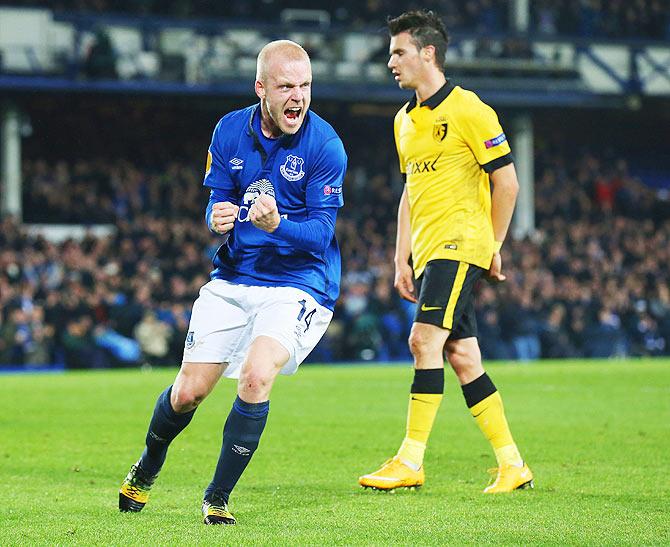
229, 157, 244, 170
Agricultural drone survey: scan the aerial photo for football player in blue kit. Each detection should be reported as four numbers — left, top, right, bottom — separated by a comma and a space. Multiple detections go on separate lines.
119, 40, 347, 525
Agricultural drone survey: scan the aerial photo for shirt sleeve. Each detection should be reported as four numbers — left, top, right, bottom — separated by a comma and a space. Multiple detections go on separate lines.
203, 118, 236, 194
305, 136, 347, 209
273, 207, 338, 253
459, 97, 513, 173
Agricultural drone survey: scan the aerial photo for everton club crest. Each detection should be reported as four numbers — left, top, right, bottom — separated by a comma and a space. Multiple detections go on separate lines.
433, 122, 448, 143
280, 155, 306, 181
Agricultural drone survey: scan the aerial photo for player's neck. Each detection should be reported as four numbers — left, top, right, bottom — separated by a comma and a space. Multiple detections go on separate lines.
260, 117, 280, 139
259, 101, 281, 139
414, 72, 447, 104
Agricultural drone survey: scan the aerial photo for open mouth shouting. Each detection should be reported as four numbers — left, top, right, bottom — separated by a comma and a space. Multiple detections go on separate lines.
284, 106, 302, 125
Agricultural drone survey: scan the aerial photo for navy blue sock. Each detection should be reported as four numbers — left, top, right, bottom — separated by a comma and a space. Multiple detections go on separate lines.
139, 385, 195, 476
204, 396, 269, 503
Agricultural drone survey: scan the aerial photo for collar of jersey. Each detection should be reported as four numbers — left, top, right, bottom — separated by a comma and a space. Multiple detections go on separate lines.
406, 80, 455, 113
246, 103, 304, 146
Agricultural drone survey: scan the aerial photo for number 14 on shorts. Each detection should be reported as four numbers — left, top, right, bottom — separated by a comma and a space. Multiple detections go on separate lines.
296, 299, 316, 333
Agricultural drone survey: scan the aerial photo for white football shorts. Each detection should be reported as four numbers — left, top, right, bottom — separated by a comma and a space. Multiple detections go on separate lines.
182, 279, 333, 379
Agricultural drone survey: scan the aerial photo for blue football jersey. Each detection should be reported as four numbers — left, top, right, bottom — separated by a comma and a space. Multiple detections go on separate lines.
204, 104, 347, 310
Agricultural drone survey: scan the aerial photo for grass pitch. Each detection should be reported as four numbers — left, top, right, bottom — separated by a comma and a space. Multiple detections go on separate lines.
1, 359, 669, 545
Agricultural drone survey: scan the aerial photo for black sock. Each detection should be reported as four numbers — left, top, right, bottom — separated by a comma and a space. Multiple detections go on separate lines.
139, 385, 195, 476
411, 368, 445, 394
461, 372, 497, 408
204, 396, 269, 503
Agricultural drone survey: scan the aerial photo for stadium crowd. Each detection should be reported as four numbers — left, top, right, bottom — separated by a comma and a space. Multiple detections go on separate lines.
2, 143, 669, 368
4, 0, 669, 39
530, 0, 669, 40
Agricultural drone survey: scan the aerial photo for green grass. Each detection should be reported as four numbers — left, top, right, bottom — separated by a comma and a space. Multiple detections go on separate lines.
1, 359, 669, 545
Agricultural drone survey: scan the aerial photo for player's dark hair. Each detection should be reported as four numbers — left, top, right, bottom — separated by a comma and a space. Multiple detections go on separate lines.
387, 10, 449, 72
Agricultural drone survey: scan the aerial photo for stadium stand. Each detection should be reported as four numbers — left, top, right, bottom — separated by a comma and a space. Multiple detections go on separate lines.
1, 3, 669, 369
3, 1, 668, 39
0, 2, 511, 31
530, 0, 669, 39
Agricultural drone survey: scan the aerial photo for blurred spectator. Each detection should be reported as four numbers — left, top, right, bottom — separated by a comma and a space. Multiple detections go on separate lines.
632, 313, 666, 356
502, 290, 542, 361
583, 307, 627, 358
0, 308, 21, 364
22, 305, 55, 366
62, 316, 103, 369
540, 304, 578, 359
134, 310, 173, 366
83, 28, 118, 80
499, 38, 534, 60
477, 293, 512, 361
368, 280, 411, 361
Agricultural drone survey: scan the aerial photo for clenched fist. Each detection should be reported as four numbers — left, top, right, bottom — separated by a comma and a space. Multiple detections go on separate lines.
210, 201, 239, 235
249, 193, 281, 233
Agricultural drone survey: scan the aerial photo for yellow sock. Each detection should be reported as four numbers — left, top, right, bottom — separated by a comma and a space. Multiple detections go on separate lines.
397, 393, 443, 469
469, 391, 522, 467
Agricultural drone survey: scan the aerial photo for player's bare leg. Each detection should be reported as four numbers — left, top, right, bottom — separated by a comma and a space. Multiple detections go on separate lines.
120, 362, 225, 512
446, 337, 533, 493
202, 336, 290, 525
237, 336, 290, 403
172, 362, 226, 411
359, 323, 448, 490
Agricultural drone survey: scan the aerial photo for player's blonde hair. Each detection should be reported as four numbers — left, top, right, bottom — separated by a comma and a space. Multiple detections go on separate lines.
256, 40, 310, 82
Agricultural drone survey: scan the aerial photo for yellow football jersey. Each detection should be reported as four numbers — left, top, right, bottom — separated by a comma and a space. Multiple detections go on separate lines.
394, 82, 513, 276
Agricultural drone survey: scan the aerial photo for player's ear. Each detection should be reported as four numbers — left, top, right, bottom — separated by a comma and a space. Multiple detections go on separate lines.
422, 45, 435, 64
255, 80, 265, 99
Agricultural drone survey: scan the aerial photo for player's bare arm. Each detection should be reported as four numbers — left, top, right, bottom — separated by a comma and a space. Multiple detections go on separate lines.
210, 201, 240, 234
489, 162, 520, 281
394, 186, 416, 302
249, 193, 281, 233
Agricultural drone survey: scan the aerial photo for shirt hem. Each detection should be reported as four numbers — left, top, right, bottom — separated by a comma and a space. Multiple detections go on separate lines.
210, 272, 335, 311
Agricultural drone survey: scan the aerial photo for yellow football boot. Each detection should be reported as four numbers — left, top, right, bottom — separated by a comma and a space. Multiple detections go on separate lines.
483, 462, 534, 493
119, 461, 157, 512
359, 456, 425, 490
202, 499, 236, 525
